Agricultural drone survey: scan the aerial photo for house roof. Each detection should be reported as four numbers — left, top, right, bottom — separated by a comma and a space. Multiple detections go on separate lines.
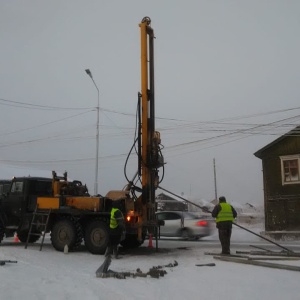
254, 125, 300, 159
156, 192, 186, 202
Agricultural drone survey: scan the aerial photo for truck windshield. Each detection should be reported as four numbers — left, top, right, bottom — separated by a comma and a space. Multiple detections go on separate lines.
11, 181, 24, 193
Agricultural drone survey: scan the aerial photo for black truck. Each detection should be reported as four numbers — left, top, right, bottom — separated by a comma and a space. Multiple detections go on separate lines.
0, 177, 53, 243
0, 174, 147, 254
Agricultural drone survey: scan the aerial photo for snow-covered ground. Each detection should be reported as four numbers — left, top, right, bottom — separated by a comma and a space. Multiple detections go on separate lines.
1, 219, 300, 300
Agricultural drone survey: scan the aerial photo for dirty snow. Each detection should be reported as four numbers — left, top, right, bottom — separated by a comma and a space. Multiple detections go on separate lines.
0, 219, 300, 300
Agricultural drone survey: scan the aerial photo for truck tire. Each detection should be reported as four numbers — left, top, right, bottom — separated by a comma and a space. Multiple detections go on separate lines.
17, 230, 41, 243
181, 228, 192, 240
84, 219, 109, 255
51, 217, 82, 252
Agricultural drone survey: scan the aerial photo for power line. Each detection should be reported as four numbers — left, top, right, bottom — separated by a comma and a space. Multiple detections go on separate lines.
0, 98, 93, 110
2, 115, 300, 164
1, 111, 300, 153
2, 97, 300, 167
165, 115, 300, 151
0, 152, 129, 165
0, 110, 94, 137
2, 97, 300, 121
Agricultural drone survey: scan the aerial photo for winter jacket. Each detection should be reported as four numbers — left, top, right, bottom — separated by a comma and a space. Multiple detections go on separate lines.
211, 202, 237, 229
110, 208, 125, 235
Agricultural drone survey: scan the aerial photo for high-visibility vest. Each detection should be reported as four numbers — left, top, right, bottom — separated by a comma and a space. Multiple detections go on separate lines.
216, 202, 234, 223
110, 208, 123, 229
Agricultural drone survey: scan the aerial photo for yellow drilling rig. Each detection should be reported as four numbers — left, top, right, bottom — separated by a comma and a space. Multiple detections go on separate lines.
0, 17, 164, 254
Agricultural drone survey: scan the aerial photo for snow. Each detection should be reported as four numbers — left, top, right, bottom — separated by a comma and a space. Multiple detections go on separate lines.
1, 221, 300, 300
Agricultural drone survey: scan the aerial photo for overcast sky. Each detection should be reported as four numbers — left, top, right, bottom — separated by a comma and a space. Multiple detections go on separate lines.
1, 1, 300, 204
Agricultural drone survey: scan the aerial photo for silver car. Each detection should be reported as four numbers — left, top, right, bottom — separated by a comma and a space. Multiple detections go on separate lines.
156, 211, 213, 240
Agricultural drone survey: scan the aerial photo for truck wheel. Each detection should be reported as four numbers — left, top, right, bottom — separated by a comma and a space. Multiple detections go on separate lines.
51, 217, 82, 252
84, 219, 109, 254
181, 228, 192, 240
17, 230, 41, 243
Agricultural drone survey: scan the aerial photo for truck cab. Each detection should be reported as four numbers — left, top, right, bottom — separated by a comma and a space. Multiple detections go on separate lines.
0, 177, 52, 229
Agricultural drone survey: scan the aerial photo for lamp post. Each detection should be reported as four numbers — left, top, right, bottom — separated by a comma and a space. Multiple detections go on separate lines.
85, 69, 100, 195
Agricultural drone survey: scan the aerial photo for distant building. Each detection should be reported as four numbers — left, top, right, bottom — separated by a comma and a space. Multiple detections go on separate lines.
156, 192, 188, 211
254, 125, 300, 238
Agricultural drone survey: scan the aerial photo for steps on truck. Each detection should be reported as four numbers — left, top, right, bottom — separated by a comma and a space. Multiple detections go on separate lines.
25, 205, 51, 251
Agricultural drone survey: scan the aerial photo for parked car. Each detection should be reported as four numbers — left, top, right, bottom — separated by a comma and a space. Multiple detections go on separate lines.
156, 211, 214, 240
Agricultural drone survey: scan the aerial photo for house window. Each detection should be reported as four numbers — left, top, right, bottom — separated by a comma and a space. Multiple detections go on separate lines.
280, 155, 300, 184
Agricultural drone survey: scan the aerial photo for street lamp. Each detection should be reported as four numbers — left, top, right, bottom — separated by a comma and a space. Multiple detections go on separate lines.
85, 69, 100, 195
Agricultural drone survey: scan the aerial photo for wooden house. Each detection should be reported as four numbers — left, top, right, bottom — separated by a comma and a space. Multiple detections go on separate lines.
254, 126, 300, 238
156, 192, 188, 211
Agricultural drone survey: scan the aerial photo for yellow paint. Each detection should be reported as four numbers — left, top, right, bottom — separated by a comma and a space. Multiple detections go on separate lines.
37, 196, 102, 211
139, 20, 149, 206
37, 197, 60, 209
65, 197, 101, 211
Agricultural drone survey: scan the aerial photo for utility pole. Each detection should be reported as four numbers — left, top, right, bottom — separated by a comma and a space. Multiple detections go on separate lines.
213, 158, 218, 201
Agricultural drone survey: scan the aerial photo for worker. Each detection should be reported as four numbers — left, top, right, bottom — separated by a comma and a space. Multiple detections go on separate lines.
211, 196, 237, 255
105, 200, 126, 259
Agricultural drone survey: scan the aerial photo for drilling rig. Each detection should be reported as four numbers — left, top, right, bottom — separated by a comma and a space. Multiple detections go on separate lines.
138, 16, 164, 238
0, 17, 163, 254
107, 16, 164, 246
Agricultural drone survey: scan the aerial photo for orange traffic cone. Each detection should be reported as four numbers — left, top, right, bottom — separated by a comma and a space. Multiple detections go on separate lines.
148, 233, 153, 248
14, 233, 20, 243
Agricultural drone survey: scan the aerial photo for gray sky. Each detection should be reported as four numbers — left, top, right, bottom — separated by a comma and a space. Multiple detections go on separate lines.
1, 1, 300, 204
